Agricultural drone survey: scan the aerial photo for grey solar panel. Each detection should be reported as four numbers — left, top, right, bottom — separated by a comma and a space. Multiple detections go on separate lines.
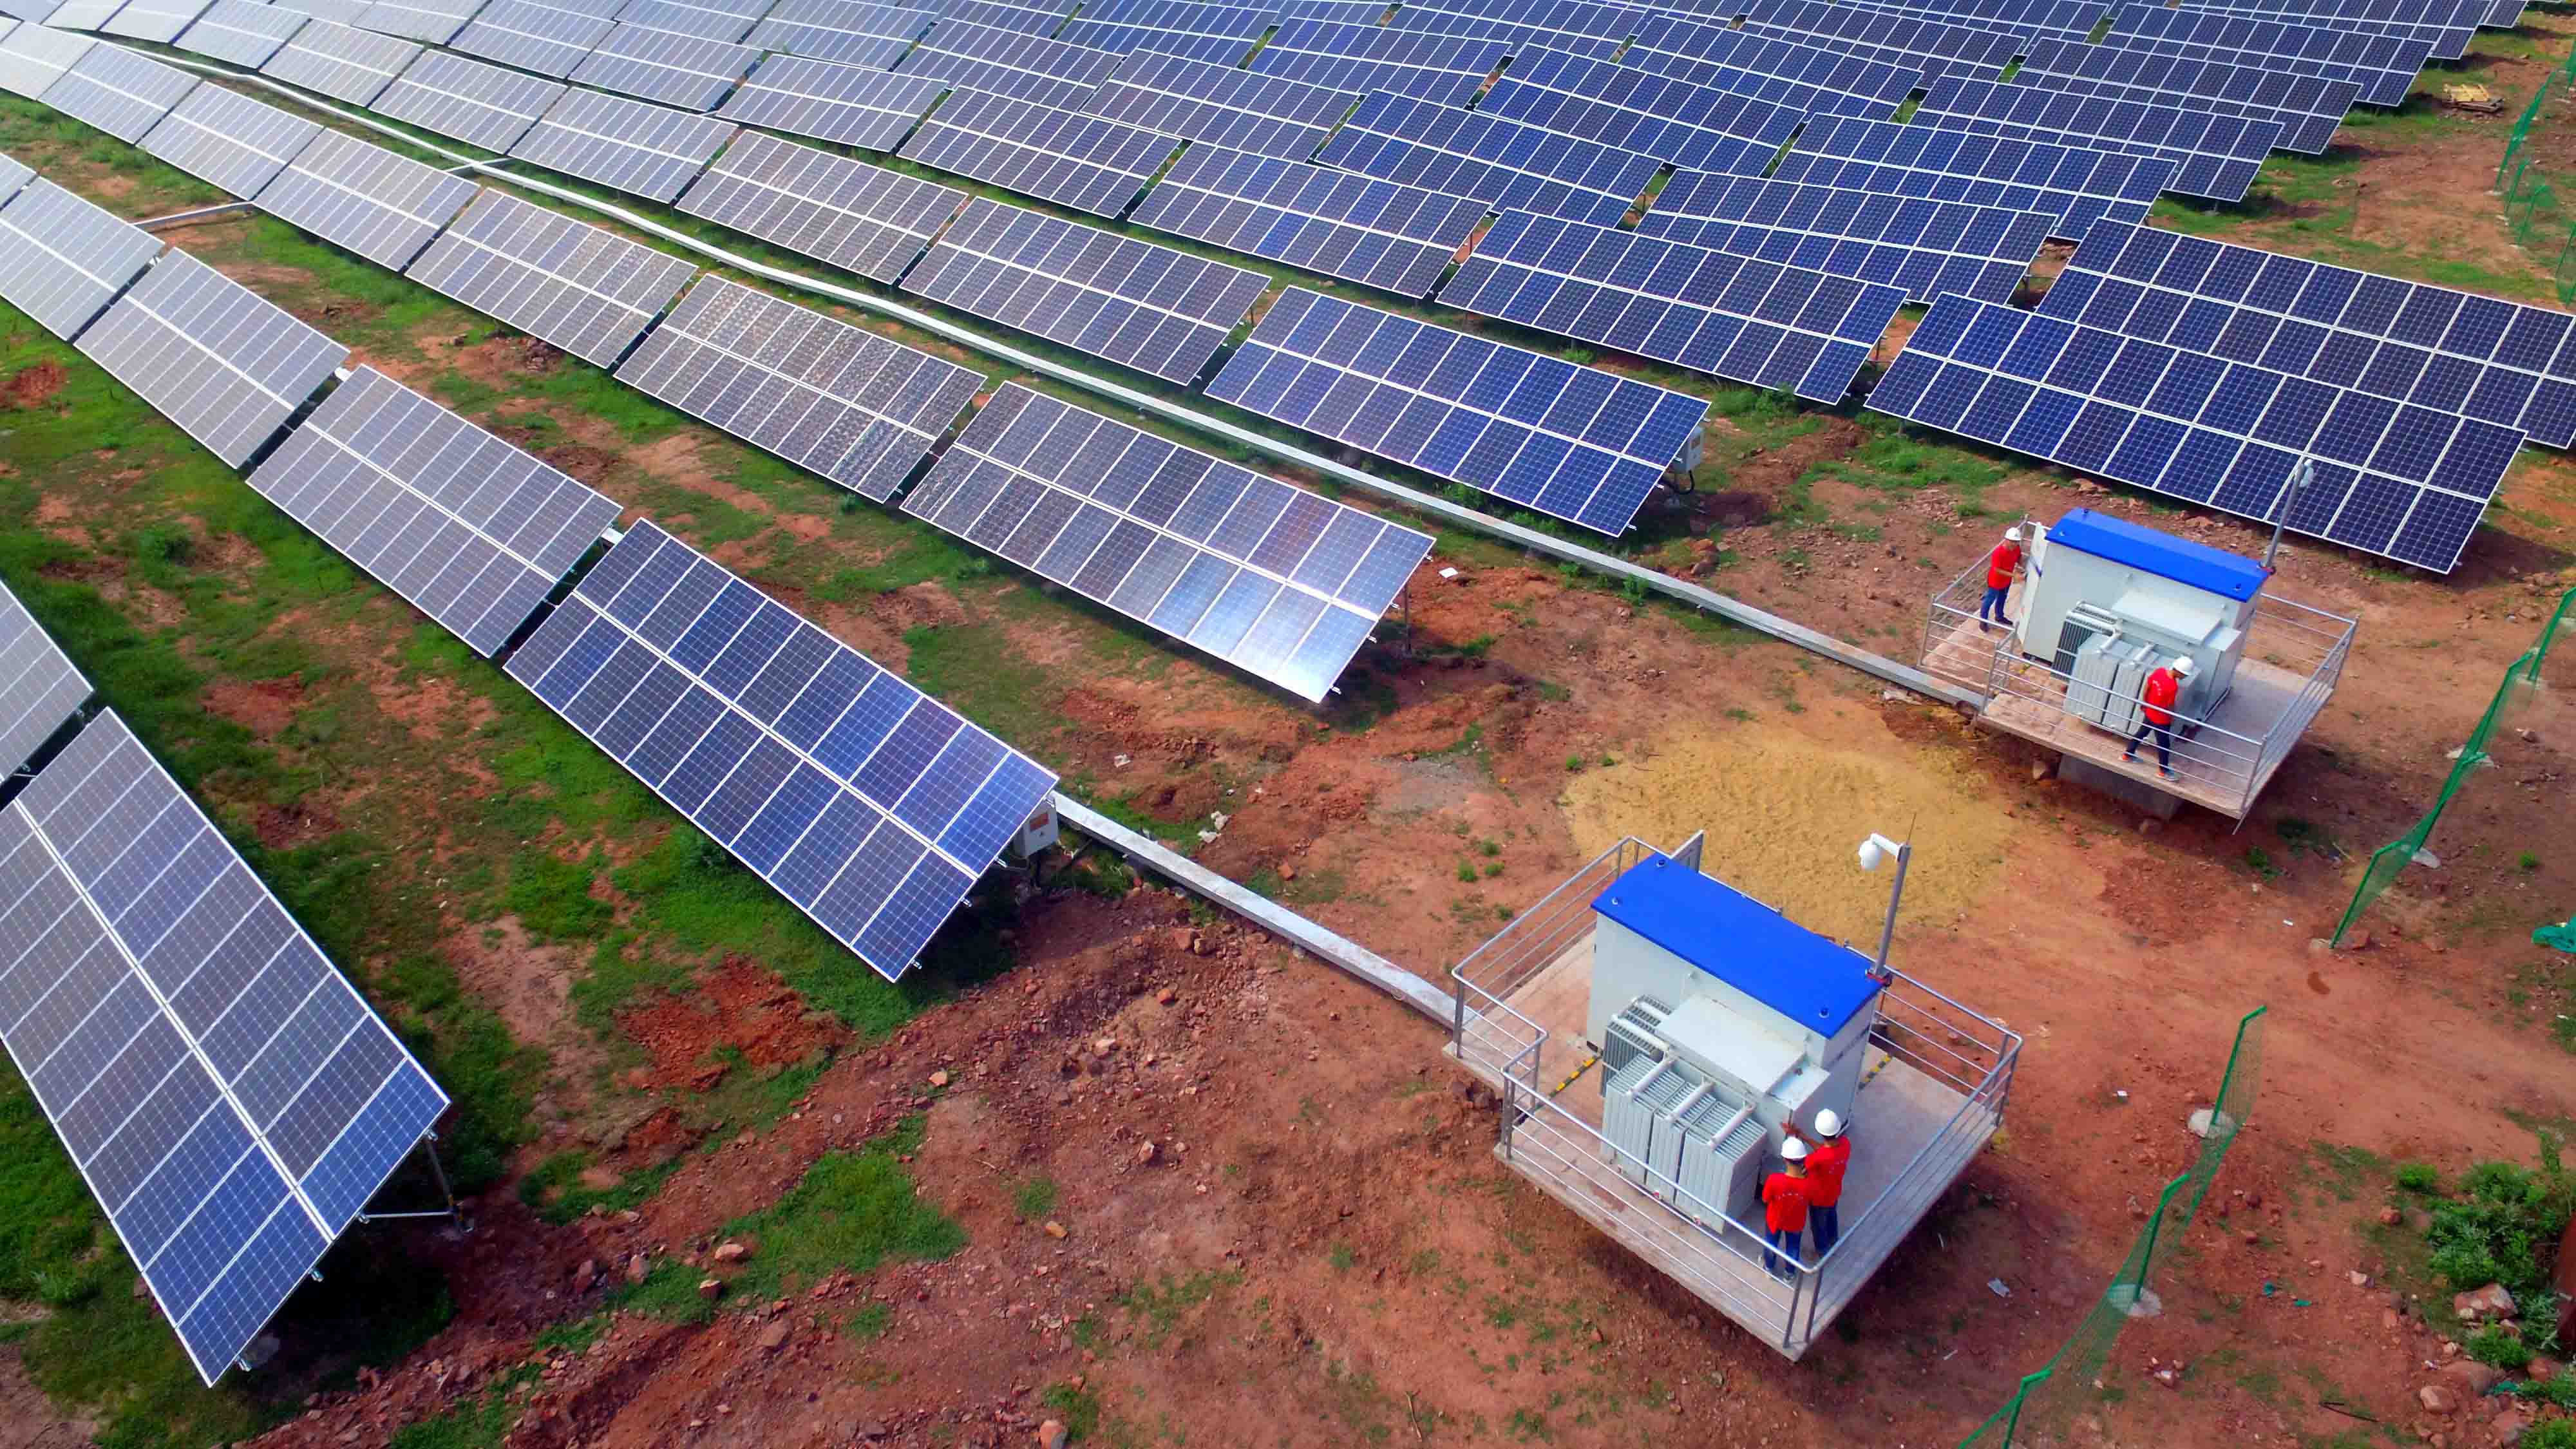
504, 519, 1058, 980
0, 147, 28, 204
615, 275, 983, 497
445, 0, 616, 77
404, 189, 696, 365
1248, 19, 1506, 106
1475, 46, 1802, 176
508, 87, 735, 201
38, 0, 118, 27
676, 129, 962, 279
1206, 287, 1712, 536
571, 21, 762, 109
139, 81, 321, 198
896, 16, 1117, 109
716, 54, 945, 148
1779, 113, 2178, 243
254, 128, 478, 270
263, 0, 375, 23
0, 23, 93, 100
1316, 91, 1658, 228
248, 366, 621, 654
258, 17, 421, 105
100, 0, 213, 41
1056, 0, 1270, 63
614, 0, 767, 39
2015, 35, 2359, 155
0, 178, 164, 340
1130, 142, 1484, 298
37, 40, 198, 144
1083, 50, 1356, 161
896, 88, 1177, 216
348, 0, 479, 41
0, 576, 90, 774
936, 0, 1073, 34
370, 49, 566, 151
77, 252, 349, 467
1917, 75, 2285, 204
901, 194, 1266, 384
1640, 171, 2052, 305
174, 0, 308, 66
745, 0, 936, 66
1385, 0, 1644, 60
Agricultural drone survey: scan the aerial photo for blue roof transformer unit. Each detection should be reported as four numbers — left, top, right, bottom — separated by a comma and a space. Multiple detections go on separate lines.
2019, 508, 2269, 726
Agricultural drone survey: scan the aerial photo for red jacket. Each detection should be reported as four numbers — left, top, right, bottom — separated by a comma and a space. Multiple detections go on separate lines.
2141, 667, 2180, 726
1986, 540, 2022, 590
1762, 1171, 1810, 1233
1804, 1136, 1852, 1209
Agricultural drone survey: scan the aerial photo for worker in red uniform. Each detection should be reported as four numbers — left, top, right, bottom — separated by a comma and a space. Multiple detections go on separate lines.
2121, 654, 2194, 782
1977, 525, 2025, 630
1761, 1139, 1811, 1282
1796, 1110, 1852, 1259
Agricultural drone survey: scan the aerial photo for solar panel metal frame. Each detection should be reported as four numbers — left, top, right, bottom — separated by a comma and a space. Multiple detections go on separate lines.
502, 518, 1059, 981
1381, 0, 1644, 61
676, 130, 962, 280
613, 0, 768, 40
256, 16, 421, 106
906, 383, 1436, 702
348, 0, 480, 41
1915, 74, 2284, 205
900, 194, 1267, 383
1640, 170, 2053, 306
508, 87, 737, 202
1130, 142, 1486, 298
403, 189, 697, 365
1205, 285, 1713, 536
1055, 0, 1271, 64
896, 86, 1179, 217
1779, 113, 2178, 243
1625, 13, 1922, 120
2013, 35, 2359, 156
76, 251, 350, 468
569, 21, 764, 110
2103, 3, 2432, 109
715, 53, 947, 149
38, 40, 199, 144
0, 19, 94, 102
444, 0, 618, 78
370, 49, 567, 152
253, 128, 479, 270
1473, 46, 1802, 176
1247, 19, 1509, 107
138, 80, 322, 198
0, 177, 165, 340
744, 0, 938, 67
174, 0, 310, 67
895, 16, 1119, 110
1869, 292, 2523, 573
0, 575, 91, 775
1316, 90, 1661, 228
100, 0, 214, 43
1082, 49, 1356, 161
1739, 0, 2021, 88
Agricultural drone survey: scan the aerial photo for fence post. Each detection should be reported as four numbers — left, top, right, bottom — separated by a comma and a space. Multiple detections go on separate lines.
1999, 1369, 2051, 1446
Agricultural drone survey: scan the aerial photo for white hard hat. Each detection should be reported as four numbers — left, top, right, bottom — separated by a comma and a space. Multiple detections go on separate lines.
1814, 1109, 1844, 1139
2003, 525, 2024, 542
2171, 656, 2196, 676
1781, 1137, 1810, 1162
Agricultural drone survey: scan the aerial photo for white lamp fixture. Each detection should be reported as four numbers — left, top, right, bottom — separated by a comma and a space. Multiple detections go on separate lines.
1857, 833, 1911, 977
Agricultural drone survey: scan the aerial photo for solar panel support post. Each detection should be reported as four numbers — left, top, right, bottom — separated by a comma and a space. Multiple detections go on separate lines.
135, 198, 258, 229
352, 1133, 460, 1224
2266, 457, 2312, 572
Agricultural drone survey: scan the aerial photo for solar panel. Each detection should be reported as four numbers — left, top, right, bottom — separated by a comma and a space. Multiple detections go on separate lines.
676, 129, 963, 281
614, 0, 768, 40
101, 0, 213, 42
1640, 171, 2051, 305
1248, 19, 1508, 106
1915, 75, 2283, 204
936, 0, 1075, 35
139, 82, 321, 198
77, 252, 349, 467
1083, 50, 1356, 161
2014, 36, 2359, 156
446, 0, 618, 77
0, 710, 450, 1384
1383, 0, 1644, 60
1056, 0, 1271, 63
908, 384, 1435, 701
1740, 0, 2019, 87
505, 520, 1058, 980
248, 366, 620, 653
2171, 0, 2477, 62
1131, 142, 1486, 298
902, 195, 1265, 383
715, 54, 945, 149
371, 49, 567, 151
571, 23, 762, 109
1821, 0, 2107, 38
1443, 210, 1908, 402
1316, 91, 1657, 227
258, 17, 421, 105
896, 17, 1118, 109
37, 0, 117, 27
41, 44, 198, 144
0, 178, 164, 340
263, 0, 375, 23
2040, 220, 2576, 450
615, 276, 982, 497
0, 23, 92, 100
254, 128, 478, 270
0, 0, 55, 22
175, 0, 308, 66
0, 576, 90, 774
1625, 14, 1920, 120
404, 189, 697, 365
745, 0, 938, 67
1207, 287, 1711, 536
509, 88, 736, 201
1474, 46, 1800, 175
0, 147, 28, 205
1280, 0, 1387, 19
1779, 113, 2176, 242
1871, 292, 2523, 573
348, 0, 478, 41
896, 88, 1177, 216
2104, 4, 2431, 109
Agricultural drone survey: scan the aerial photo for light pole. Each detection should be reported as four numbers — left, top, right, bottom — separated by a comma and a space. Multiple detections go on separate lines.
1858, 833, 1910, 978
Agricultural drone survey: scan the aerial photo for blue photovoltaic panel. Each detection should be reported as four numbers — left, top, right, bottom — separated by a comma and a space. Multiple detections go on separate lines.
267, 0, 393, 25
1131, 142, 1486, 298
1915, 75, 2283, 204
370, 49, 568, 152
446, 0, 620, 77
896, 88, 1178, 216
0, 574, 90, 775
1316, 91, 1657, 227
2039, 220, 2576, 449
907, 384, 1434, 701
0, 178, 164, 340
570, 23, 764, 111
349, 0, 480, 42
717, 55, 946, 149
1248, 19, 1508, 106
1640, 171, 2052, 305
505, 521, 1058, 980
41, 42, 199, 144
404, 190, 697, 366
2171, 0, 2478, 62
1057, 0, 1271, 63
1822, 0, 2107, 38
175, 0, 311, 67
1206, 287, 1712, 536
746, 0, 938, 66
1083, 50, 1356, 160
77, 253, 349, 468
1741, 0, 2020, 87
1383, 0, 1644, 60
258, 17, 421, 105
1625, 14, 1920, 120
895, 16, 1117, 109
677, 129, 963, 279
1475, 46, 1800, 176
937, 0, 1076, 34
254, 128, 479, 271
2014, 36, 2359, 156
1779, 113, 2176, 242
0, 710, 448, 1384
1870, 292, 2523, 573
614, 0, 770, 40
508, 87, 737, 202
2105, 4, 2432, 109
1441, 210, 1907, 403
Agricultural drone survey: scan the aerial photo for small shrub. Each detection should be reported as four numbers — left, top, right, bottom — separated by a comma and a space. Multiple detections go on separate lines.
2397, 1162, 2442, 1195
1479, 839, 1500, 858
2470, 1325, 2536, 1371
1012, 1177, 1058, 1220
1456, 859, 1477, 883
1564, 754, 1584, 773
2524, 1417, 2576, 1449
2523, 851, 2543, 873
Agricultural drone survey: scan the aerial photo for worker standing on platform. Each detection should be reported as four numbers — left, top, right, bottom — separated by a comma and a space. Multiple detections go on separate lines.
2122, 655, 2193, 782
1762, 1139, 1811, 1281
1978, 525, 2025, 630
1796, 1110, 1850, 1258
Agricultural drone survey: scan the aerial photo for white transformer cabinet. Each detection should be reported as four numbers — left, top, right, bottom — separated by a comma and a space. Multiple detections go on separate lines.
2018, 509, 2271, 724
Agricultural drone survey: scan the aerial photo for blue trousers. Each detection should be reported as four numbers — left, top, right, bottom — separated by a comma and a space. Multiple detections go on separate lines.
1765, 1227, 1803, 1280
1810, 1203, 1840, 1258
1978, 584, 2011, 622
2127, 720, 2173, 770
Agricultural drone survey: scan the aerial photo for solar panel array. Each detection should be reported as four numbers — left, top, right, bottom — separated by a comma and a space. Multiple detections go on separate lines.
908, 384, 1435, 701
0, 178, 163, 339
1917, 77, 2282, 204
571, 22, 763, 110
40, 38, 196, 144
138, 80, 319, 198
446, 0, 618, 77
616, 0, 769, 41
350, 0, 480, 42
1208, 287, 1712, 536
2040, 220, 2576, 448
100, 0, 213, 43
1741, 0, 2021, 87
1384, 0, 1642, 59
504, 519, 1059, 981
897, 88, 1177, 216
253, 129, 477, 271
0, 576, 90, 775
1641, 171, 2052, 305
1476, 47, 1800, 176
677, 130, 961, 280
1247, 19, 1507, 107
509, 88, 737, 202
1444, 211, 1908, 403
902, 196, 1266, 384
370, 49, 569, 152
1870, 293, 2521, 573
1779, 113, 2177, 242
0, 710, 450, 1385
2014, 35, 2358, 155
246, 366, 622, 654
1626, 15, 1922, 120
2172, 0, 2477, 62
745, 0, 939, 68
1131, 143, 1485, 298
0, 24, 90, 101
616, 276, 986, 498
939, 0, 1074, 35
1317, 91, 1659, 228
36, 0, 115, 28
1056, 0, 1271, 63
77, 252, 350, 468
1083, 50, 1356, 161
2105, 3, 2431, 109
175, 0, 310, 67
717, 55, 945, 148
896, 17, 1117, 109
404, 189, 698, 365
264, 0, 376, 23
258, 17, 419, 105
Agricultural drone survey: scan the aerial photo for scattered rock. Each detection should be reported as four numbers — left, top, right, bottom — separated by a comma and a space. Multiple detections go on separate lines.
2528, 1356, 2564, 1383
2419, 1384, 2458, 1415
1092, 1037, 1117, 1059
2380, 1206, 2405, 1227
1156, 988, 1176, 1006
1043, 1220, 1068, 1240
573, 1258, 598, 1294
929, 1070, 950, 1089
698, 1278, 725, 1303
1136, 1141, 1159, 1166
713, 1241, 750, 1264
2351, 1271, 2373, 1288
2455, 1283, 2517, 1322
625, 1255, 651, 1285
2445, 1360, 2504, 1396
1036, 1421, 1069, 1449
757, 1322, 790, 1354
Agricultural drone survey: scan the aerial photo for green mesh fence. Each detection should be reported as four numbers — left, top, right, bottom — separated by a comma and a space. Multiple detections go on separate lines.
2332, 587, 2574, 947
2501, 54, 2576, 307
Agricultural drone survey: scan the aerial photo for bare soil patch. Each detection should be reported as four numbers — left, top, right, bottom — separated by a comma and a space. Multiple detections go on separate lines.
617, 957, 846, 1094
202, 676, 305, 739
5, 361, 64, 410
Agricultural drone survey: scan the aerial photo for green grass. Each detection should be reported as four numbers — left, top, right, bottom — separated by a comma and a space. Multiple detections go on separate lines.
385, 1365, 542, 1449
1013, 1175, 1060, 1219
